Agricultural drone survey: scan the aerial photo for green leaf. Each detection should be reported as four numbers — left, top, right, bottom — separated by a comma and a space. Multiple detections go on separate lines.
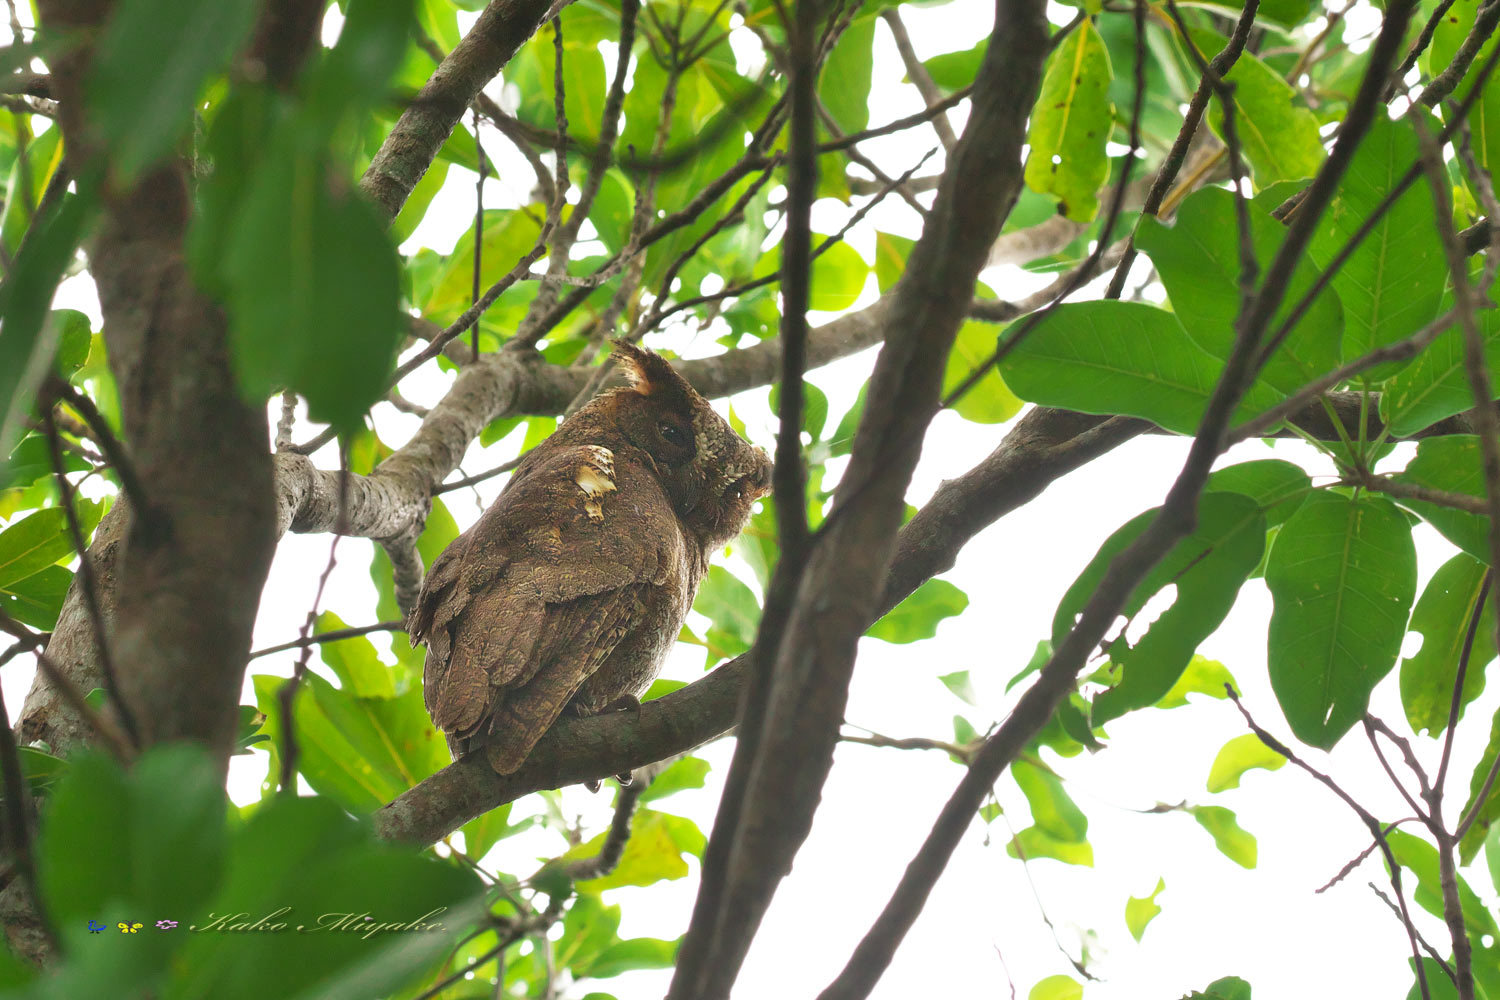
1459, 706, 1500, 863
1400, 551, 1495, 735
1206, 733, 1286, 792
1205, 459, 1311, 527
639, 756, 710, 803
867, 578, 968, 643
1025, 20, 1113, 222
2, 433, 87, 492
1125, 877, 1165, 942
754, 239, 869, 313
0, 563, 73, 630
1266, 491, 1418, 749
944, 321, 1024, 424
253, 670, 448, 813
222, 147, 403, 430
1136, 187, 1342, 396
1002, 300, 1280, 435
38, 745, 227, 932
169, 795, 480, 1000
1190, 976, 1253, 1000
1429, 0, 1500, 181
0, 508, 71, 588
1380, 308, 1500, 438
1190, 804, 1257, 868
1156, 654, 1236, 709
0, 192, 93, 460
769, 380, 829, 441
87, 0, 259, 181
691, 566, 761, 667
924, 41, 987, 94
1308, 117, 1445, 371
583, 936, 680, 979
820, 14, 875, 133
1487, 823, 1500, 897
939, 670, 980, 706
305, 0, 416, 129
316, 612, 399, 700
510, 19, 608, 139
1054, 493, 1265, 725
1386, 829, 1498, 937
1391, 436, 1490, 562
422, 206, 548, 322
1014, 759, 1087, 842
1194, 29, 1324, 185
1029, 973, 1083, 1000
1, 126, 62, 255
566, 809, 706, 891
1007, 825, 1094, 867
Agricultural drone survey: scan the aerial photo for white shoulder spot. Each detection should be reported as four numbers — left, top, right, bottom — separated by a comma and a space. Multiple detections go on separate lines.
576, 446, 617, 520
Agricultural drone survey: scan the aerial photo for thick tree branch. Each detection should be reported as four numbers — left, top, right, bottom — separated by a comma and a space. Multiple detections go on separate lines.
668, 4, 1050, 995
360, 0, 555, 220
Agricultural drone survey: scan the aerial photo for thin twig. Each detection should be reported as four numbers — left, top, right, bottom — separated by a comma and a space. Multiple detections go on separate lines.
40, 400, 141, 749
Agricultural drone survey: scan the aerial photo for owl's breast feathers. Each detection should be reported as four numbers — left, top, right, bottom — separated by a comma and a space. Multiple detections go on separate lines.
408, 443, 696, 774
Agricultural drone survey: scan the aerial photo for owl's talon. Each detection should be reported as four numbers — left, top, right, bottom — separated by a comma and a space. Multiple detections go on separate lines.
601, 694, 642, 714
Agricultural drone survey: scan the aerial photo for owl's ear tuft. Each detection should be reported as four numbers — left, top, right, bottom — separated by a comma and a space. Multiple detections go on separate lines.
611, 340, 693, 399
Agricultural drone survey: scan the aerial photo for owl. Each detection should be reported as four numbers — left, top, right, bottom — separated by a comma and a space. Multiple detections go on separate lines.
409, 342, 773, 775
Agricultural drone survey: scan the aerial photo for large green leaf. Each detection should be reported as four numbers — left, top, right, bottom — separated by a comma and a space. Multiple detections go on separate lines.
222, 146, 403, 430
0, 563, 72, 630
564, 808, 705, 891
1002, 301, 1279, 434
253, 670, 448, 813
1136, 186, 1342, 396
0, 508, 71, 589
1391, 436, 1490, 562
1308, 117, 1445, 371
1399, 551, 1495, 735
167, 795, 480, 1000
1194, 29, 1324, 186
1052, 492, 1265, 725
820, 14, 875, 134
1024, 19, 1113, 222
1381, 302, 1500, 437
87, 0, 259, 181
866, 578, 968, 643
1204, 459, 1311, 527
1265, 491, 1417, 748
38, 746, 226, 931
316, 611, 399, 700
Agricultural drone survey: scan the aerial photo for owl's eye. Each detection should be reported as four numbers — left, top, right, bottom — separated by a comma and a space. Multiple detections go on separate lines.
658, 420, 689, 447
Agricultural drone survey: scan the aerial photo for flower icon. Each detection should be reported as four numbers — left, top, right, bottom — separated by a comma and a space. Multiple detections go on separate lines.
155, 920, 178, 930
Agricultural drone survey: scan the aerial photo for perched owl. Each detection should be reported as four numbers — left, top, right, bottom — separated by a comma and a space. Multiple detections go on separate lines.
409, 342, 773, 775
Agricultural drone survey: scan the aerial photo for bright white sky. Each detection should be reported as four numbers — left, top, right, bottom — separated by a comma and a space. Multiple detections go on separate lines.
9, 1, 1499, 998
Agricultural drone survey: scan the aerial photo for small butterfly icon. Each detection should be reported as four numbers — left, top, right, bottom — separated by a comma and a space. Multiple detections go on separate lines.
86, 921, 105, 934
117, 922, 142, 934
155, 920, 177, 930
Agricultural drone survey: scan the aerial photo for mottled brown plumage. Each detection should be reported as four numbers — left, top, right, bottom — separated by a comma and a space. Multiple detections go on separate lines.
409, 343, 772, 775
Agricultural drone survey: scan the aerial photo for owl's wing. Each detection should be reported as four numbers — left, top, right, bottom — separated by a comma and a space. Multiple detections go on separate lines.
410, 443, 686, 772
